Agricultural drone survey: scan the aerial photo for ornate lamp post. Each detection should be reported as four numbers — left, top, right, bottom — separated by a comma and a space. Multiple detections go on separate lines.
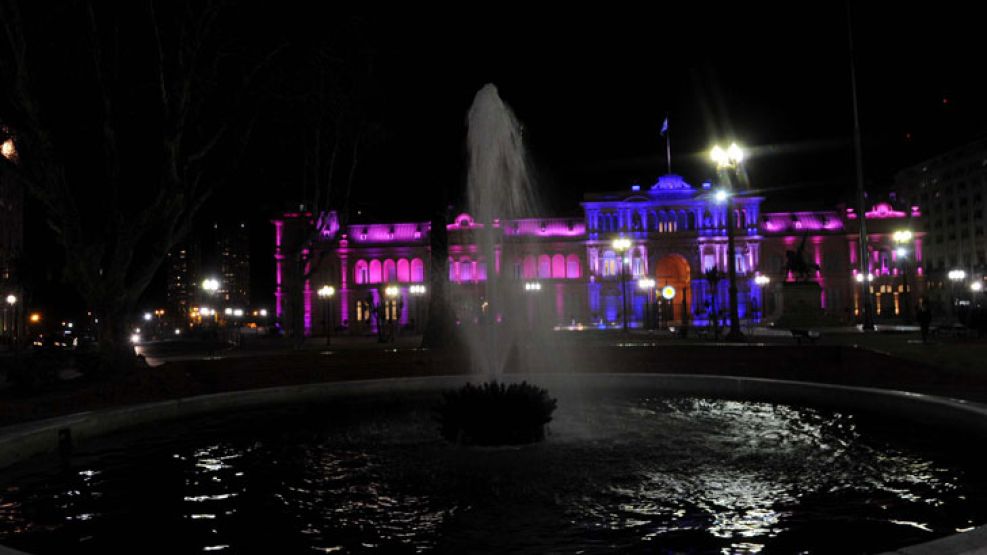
317, 285, 335, 346
711, 143, 745, 341
384, 285, 400, 342
612, 237, 632, 332
893, 230, 913, 323
754, 274, 771, 323
638, 278, 656, 330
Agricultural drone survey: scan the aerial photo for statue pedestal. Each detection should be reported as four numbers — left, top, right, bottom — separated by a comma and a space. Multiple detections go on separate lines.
775, 281, 837, 328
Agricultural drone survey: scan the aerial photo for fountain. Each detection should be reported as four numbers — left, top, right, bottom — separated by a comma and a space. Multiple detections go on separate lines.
460, 84, 569, 378
1, 85, 987, 554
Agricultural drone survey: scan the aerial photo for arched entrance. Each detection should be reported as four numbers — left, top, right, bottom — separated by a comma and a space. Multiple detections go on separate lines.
654, 254, 691, 323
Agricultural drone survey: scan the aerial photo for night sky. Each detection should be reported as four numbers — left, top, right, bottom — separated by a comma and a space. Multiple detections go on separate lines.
19, 3, 987, 316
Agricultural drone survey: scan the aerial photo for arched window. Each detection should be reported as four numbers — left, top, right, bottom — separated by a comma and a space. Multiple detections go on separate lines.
369, 260, 382, 284
602, 250, 617, 277
552, 254, 566, 278
477, 261, 487, 281
538, 255, 551, 279
355, 260, 369, 284
449, 258, 458, 282
397, 259, 411, 282
460, 257, 473, 282
383, 259, 397, 282
566, 254, 581, 279
523, 255, 536, 279
410, 258, 424, 282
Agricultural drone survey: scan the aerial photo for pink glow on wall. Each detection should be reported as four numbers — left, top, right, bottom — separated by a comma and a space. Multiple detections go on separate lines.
303, 280, 312, 336
761, 212, 843, 233
915, 238, 923, 262
397, 259, 410, 282
369, 260, 382, 283
350, 222, 427, 243
865, 202, 907, 219
504, 218, 586, 238
552, 254, 566, 278
847, 202, 912, 220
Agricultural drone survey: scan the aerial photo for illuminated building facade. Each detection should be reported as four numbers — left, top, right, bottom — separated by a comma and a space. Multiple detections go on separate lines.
275, 175, 924, 335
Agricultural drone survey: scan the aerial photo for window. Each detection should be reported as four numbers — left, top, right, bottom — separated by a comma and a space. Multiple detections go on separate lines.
552, 254, 566, 278
355, 260, 369, 284
369, 260, 382, 284
566, 254, 581, 279
397, 259, 410, 282
383, 259, 397, 282
602, 251, 617, 277
538, 255, 551, 279
410, 258, 425, 282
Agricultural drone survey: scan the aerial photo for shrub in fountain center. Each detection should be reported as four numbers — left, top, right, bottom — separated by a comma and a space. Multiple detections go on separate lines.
435, 381, 557, 445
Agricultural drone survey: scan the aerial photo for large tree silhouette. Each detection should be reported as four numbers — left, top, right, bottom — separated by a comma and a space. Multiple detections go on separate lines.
0, 0, 269, 373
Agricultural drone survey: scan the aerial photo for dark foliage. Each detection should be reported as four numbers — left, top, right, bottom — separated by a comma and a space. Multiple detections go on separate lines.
435, 381, 557, 446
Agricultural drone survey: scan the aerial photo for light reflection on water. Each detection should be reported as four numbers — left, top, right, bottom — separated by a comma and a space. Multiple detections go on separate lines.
0, 393, 985, 554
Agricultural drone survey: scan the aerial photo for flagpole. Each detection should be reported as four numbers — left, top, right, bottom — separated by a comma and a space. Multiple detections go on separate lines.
664, 114, 672, 174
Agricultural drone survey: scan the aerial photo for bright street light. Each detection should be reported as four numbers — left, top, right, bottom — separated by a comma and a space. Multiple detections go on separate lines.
4, 294, 15, 306
317, 285, 336, 299
948, 269, 967, 282
855, 273, 875, 282
711, 142, 744, 168
714, 189, 728, 203
638, 278, 656, 291
409, 284, 427, 295
972, 281, 983, 293
384, 286, 399, 298
754, 274, 771, 286
892, 230, 913, 243
661, 285, 676, 300
611, 237, 632, 252
201, 278, 220, 292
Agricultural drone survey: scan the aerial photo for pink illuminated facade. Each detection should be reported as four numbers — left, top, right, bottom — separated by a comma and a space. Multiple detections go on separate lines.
275, 175, 924, 335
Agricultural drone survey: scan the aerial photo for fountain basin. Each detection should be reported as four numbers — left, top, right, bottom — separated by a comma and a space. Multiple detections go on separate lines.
1, 374, 986, 554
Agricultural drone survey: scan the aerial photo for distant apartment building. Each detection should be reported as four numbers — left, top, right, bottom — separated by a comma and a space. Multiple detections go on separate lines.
166, 243, 199, 318
895, 136, 987, 308
167, 222, 251, 316
216, 222, 250, 307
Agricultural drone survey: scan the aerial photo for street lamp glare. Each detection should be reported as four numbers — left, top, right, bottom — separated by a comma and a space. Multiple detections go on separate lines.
972, 281, 983, 292
201, 278, 220, 292
727, 143, 744, 164
611, 237, 631, 252
896, 247, 907, 258
5, 294, 15, 305
948, 269, 967, 281
317, 285, 335, 298
714, 189, 728, 203
710, 145, 726, 166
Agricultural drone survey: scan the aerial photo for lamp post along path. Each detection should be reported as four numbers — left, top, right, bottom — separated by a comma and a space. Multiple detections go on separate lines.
612, 237, 632, 332
318, 285, 335, 346
711, 143, 745, 341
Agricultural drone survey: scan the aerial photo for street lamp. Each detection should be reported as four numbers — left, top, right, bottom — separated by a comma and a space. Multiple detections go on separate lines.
711, 142, 745, 341
317, 285, 335, 346
612, 237, 632, 332
383, 285, 400, 342
638, 278, 656, 330
754, 274, 770, 323
948, 269, 966, 324
893, 230, 913, 323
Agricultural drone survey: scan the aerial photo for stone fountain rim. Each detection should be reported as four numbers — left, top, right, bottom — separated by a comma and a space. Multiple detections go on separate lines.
0, 373, 985, 555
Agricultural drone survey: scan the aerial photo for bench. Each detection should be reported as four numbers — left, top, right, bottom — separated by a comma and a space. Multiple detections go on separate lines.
790, 329, 821, 344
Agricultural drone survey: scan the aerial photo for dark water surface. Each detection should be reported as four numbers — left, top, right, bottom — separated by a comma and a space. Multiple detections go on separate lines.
1, 389, 985, 554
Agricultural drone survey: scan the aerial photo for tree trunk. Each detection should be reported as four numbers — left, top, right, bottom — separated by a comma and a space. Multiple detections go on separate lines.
95, 304, 138, 377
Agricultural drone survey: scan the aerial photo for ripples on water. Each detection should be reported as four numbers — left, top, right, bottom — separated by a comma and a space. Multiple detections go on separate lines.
1, 392, 985, 554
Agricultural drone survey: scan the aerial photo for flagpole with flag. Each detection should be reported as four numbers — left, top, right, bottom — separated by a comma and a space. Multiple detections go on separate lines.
661, 115, 671, 174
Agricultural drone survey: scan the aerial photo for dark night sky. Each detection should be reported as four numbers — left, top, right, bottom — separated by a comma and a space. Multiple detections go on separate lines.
20, 2, 987, 315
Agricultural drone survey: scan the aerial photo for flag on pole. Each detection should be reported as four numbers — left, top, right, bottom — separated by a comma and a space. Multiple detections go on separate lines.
660, 116, 669, 137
